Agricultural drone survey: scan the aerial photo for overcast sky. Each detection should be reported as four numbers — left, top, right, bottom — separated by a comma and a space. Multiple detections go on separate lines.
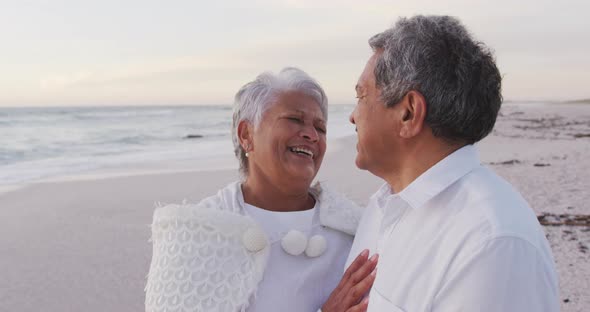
1, 0, 589, 107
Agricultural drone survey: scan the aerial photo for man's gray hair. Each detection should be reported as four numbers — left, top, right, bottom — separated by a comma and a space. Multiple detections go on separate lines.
231, 67, 328, 176
369, 15, 502, 144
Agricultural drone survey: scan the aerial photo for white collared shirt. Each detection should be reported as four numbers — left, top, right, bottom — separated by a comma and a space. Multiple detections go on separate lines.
347, 145, 559, 312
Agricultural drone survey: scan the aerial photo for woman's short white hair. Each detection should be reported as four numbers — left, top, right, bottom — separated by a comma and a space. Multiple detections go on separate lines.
231, 67, 328, 176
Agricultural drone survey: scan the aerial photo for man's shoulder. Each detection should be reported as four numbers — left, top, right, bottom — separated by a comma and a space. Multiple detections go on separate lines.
460, 166, 524, 201
451, 166, 544, 247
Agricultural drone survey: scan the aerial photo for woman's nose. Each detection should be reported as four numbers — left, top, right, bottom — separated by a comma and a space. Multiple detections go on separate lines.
301, 125, 319, 142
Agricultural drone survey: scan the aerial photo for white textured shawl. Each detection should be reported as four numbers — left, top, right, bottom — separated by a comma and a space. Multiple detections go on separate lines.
145, 181, 362, 312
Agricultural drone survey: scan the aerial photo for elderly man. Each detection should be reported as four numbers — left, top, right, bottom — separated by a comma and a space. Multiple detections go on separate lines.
346, 15, 559, 311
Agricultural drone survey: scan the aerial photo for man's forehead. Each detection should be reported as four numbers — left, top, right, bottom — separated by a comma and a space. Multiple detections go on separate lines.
355, 51, 381, 92
358, 64, 375, 87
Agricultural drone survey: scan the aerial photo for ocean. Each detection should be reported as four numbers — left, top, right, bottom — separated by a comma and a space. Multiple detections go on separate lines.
0, 105, 356, 189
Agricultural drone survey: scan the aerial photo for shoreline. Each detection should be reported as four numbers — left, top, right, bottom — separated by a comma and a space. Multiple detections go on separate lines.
0, 132, 362, 198
1, 102, 582, 196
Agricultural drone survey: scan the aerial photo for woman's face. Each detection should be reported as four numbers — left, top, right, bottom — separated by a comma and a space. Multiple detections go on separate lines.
247, 91, 327, 188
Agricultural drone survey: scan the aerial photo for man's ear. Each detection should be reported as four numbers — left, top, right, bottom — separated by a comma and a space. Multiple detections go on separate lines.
399, 91, 427, 138
237, 120, 253, 151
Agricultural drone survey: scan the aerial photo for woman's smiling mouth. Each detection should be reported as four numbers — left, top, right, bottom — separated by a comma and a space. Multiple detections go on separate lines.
289, 146, 314, 159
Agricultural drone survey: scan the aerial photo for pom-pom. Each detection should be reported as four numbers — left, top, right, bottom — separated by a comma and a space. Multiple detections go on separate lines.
281, 230, 308, 256
242, 227, 268, 252
305, 235, 327, 257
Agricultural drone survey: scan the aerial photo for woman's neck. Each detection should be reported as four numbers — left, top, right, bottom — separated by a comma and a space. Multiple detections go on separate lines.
241, 177, 315, 212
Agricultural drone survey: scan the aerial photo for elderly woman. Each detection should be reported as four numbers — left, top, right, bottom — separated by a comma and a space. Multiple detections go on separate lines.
145, 68, 377, 312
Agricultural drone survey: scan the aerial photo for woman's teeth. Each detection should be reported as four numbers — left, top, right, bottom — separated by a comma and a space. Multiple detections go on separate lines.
289, 147, 313, 158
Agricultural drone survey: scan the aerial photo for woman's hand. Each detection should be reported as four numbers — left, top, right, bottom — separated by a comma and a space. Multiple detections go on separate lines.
321, 249, 378, 312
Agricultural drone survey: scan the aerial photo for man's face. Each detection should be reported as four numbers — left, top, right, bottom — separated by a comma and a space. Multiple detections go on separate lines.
350, 51, 401, 176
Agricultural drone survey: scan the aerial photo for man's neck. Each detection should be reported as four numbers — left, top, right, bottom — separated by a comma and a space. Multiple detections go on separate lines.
384, 140, 465, 193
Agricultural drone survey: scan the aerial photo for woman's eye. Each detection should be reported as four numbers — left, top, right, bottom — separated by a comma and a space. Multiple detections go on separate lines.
288, 117, 302, 123
316, 127, 326, 134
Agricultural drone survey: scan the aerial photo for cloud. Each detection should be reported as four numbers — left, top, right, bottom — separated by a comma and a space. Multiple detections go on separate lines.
2, 0, 590, 106
37, 53, 255, 90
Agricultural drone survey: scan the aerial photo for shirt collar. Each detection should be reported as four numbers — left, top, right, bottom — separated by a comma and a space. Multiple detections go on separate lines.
376, 144, 481, 210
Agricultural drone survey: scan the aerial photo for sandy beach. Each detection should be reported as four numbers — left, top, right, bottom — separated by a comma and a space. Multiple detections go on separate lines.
0, 103, 588, 311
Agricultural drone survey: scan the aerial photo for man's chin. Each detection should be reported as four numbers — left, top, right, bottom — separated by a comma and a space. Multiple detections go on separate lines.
354, 156, 368, 171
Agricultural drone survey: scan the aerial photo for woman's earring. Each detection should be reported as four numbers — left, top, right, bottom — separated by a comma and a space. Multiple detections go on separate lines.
245, 145, 250, 158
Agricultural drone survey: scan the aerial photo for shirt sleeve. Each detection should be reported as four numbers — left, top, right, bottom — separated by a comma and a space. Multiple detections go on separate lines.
432, 236, 559, 312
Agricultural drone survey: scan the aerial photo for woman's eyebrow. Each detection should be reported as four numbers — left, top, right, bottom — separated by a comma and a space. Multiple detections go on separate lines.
287, 109, 325, 122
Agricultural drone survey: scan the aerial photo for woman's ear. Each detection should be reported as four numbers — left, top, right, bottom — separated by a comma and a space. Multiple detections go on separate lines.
237, 120, 253, 152
399, 90, 427, 138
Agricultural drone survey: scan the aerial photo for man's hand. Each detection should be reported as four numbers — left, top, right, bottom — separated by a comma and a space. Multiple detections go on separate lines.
322, 249, 378, 312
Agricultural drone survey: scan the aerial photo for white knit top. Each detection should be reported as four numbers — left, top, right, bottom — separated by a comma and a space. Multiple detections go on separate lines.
145, 181, 362, 312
